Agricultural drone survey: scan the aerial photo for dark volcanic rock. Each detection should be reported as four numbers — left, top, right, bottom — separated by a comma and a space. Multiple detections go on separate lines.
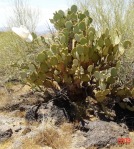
114, 102, 134, 130
0, 129, 13, 143
25, 99, 78, 125
75, 120, 129, 149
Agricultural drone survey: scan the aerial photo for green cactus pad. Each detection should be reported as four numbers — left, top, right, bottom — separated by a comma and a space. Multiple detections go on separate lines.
36, 79, 44, 85
94, 89, 110, 102
81, 74, 90, 82
30, 72, 37, 82
71, 5, 77, 13
75, 34, 80, 42
76, 44, 84, 55
49, 19, 54, 23
115, 35, 121, 44
54, 70, 60, 75
54, 75, 61, 82
28, 64, 36, 72
53, 13, 62, 21
105, 38, 111, 47
80, 53, 85, 62
66, 54, 72, 63
51, 45, 59, 54
106, 76, 115, 84
83, 46, 89, 54
99, 81, 106, 90
89, 27, 95, 34
80, 66, 84, 74
20, 71, 27, 79
116, 61, 121, 69
73, 25, 79, 33
98, 37, 104, 47
73, 59, 79, 66
99, 72, 106, 80
85, 18, 91, 26
63, 74, 72, 84
92, 53, 100, 62
84, 54, 90, 62
70, 13, 77, 21
50, 57, 58, 65
36, 52, 47, 63
88, 47, 94, 58
40, 62, 49, 72
58, 10, 64, 17
38, 72, 46, 81
123, 40, 131, 49
111, 67, 117, 77
105, 28, 109, 37
62, 28, 69, 36
131, 88, 134, 98
78, 13, 86, 21
80, 37, 87, 45
79, 21, 86, 31
75, 51, 80, 60
107, 55, 114, 62
65, 21, 73, 29
94, 71, 100, 79
61, 53, 66, 60
118, 46, 125, 55
113, 45, 118, 54
20, 63, 29, 69
60, 35, 66, 44
89, 31, 94, 41
47, 50, 54, 57
103, 47, 109, 56
87, 65, 93, 73
84, 10, 89, 16
116, 88, 126, 96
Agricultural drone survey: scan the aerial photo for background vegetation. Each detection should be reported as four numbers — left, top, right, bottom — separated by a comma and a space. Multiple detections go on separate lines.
71, 0, 134, 86
0, 0, 41, 84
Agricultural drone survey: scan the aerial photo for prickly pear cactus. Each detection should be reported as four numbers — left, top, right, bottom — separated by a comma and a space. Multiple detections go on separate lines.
21, 5, 131, 104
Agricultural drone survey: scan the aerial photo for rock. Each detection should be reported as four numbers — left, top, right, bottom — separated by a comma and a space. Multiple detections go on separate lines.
42, 147, 52, 149
25, 99, 78, 125
22, 127, 31, 135
25, 104, 42, 122
75, 120, 129, 148
15, 128, 22, 132
19, 105, 31, 111
114, 103, 134, 130
0, 129, 13, 142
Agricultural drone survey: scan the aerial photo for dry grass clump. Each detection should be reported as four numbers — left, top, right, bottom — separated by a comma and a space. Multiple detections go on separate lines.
0, 83, 24, 109
60, 122, 74, 134
23, 121, 74, 149
0, 139, 13, 149
21, 139, 43, 149
0, 86, 12, 109
0, 83, 39, 111
35, 123, 73, 149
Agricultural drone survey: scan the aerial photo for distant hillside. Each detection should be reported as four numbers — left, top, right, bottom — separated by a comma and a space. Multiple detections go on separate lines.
0, 25, 56, 37
35, 24, 55, 36
0, 27, 10, 32
0, 26, 52, 36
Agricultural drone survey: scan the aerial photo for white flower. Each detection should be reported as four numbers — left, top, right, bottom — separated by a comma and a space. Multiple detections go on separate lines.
12, 25, 33, 42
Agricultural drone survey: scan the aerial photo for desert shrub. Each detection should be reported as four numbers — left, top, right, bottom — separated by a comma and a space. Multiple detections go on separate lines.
20, 5, 133, 116
0, 30, 49, 84
0, 31, 28, 82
